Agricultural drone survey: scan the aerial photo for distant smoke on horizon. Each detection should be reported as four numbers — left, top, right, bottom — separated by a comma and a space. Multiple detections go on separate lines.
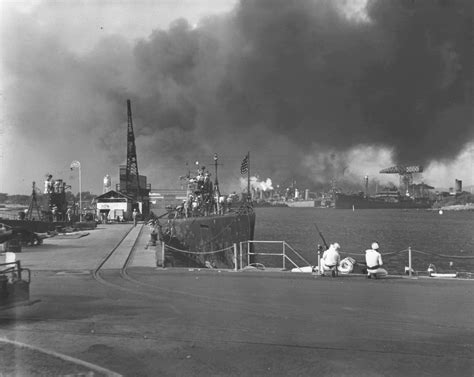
2, 0, 472, 194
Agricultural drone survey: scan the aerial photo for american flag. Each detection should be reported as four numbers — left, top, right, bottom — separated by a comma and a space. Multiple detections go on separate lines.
240, 154, 249, 175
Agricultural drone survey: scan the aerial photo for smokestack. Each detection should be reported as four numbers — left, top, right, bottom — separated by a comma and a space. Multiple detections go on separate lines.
305, 189, 309, 200
364, 175, 369, 195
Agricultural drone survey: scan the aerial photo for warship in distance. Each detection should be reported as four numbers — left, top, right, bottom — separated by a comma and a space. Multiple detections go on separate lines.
334, 165, 434, 210
334, 191, 433, 209
155, 154, 256, 269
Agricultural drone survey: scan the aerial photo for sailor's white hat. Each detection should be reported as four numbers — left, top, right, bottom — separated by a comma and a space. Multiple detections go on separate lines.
371, 242, 379, 250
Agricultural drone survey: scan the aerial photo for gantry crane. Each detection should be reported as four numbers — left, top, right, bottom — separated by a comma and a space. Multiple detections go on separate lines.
379, 165, 423, 195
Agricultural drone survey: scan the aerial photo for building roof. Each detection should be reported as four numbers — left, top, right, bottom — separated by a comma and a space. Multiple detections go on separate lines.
95, 190, 135, 201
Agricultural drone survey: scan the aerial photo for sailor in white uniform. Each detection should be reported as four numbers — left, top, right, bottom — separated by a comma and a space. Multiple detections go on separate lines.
365, 242, 387, 278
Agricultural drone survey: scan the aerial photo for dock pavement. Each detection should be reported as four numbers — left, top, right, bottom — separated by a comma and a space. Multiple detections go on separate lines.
1, 223, 473, 377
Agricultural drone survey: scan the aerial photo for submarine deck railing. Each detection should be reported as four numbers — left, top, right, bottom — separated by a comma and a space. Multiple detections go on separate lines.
239, 240, 312, 271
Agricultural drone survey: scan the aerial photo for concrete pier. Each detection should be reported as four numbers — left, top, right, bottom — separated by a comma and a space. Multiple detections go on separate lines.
1, 223, 473, 376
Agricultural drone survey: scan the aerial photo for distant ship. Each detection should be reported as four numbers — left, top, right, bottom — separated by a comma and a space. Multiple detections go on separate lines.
335, 166, 435, 209
286, 200, 316, 208
156, 155, 256, 269
335, 191, 433, 210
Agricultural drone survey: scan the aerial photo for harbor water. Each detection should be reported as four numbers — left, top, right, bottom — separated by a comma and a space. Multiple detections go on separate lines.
253, 207, 474, 274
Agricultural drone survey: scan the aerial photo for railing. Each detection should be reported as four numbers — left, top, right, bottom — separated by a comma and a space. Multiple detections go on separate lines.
158, 240, 310, 271
239, 240, 311, 271
156, 241, 474, 278
401, 246, 474, 279
333, 246, 474, 279
160, 242, 239, 271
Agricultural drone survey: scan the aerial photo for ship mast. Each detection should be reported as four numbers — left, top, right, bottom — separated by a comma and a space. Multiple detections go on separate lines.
213, 153, 220, 198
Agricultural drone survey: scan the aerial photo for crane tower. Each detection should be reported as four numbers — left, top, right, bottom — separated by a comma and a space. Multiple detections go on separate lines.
125, 99, 141, 200
379, 165, 423, 195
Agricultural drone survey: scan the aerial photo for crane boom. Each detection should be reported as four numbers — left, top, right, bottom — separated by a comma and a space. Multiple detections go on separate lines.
379, 165, 423, 174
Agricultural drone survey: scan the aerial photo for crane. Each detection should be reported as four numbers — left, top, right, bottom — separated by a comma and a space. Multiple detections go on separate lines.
124, 99, 141, 202
379, 165, 423, 196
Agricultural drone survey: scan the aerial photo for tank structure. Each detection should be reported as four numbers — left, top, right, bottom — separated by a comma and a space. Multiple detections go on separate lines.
103, 174, 112, 194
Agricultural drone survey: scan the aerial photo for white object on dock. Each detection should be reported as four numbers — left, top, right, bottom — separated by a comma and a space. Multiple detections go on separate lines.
430, 273, 457, 278
5, 252, 16, 268
291, 265, 314, 273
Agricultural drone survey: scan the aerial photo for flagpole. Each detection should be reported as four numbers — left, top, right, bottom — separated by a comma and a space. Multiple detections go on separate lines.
247, 152, 250, 202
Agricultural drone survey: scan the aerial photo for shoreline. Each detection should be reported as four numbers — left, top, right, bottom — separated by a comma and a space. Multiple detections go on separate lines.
431, 203, 474, 211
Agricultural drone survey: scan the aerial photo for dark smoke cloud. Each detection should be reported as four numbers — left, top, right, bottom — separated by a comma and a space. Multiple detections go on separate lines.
223, 0, 472, 160
3, 0, 472, 193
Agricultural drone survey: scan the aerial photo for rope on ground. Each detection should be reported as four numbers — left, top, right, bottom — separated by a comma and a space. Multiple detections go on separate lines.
164, 243, 234, 255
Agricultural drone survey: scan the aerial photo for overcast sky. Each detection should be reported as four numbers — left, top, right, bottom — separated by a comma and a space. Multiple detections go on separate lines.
1, 0, 472, 195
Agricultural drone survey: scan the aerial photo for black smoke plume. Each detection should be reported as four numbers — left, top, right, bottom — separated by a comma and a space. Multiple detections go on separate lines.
3, 0, 472, 193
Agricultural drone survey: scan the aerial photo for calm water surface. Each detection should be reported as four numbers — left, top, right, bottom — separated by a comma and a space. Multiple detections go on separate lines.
253, 207, 474, 274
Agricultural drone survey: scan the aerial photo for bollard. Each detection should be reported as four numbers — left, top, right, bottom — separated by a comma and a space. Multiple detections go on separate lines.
408, 246, 412, 278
